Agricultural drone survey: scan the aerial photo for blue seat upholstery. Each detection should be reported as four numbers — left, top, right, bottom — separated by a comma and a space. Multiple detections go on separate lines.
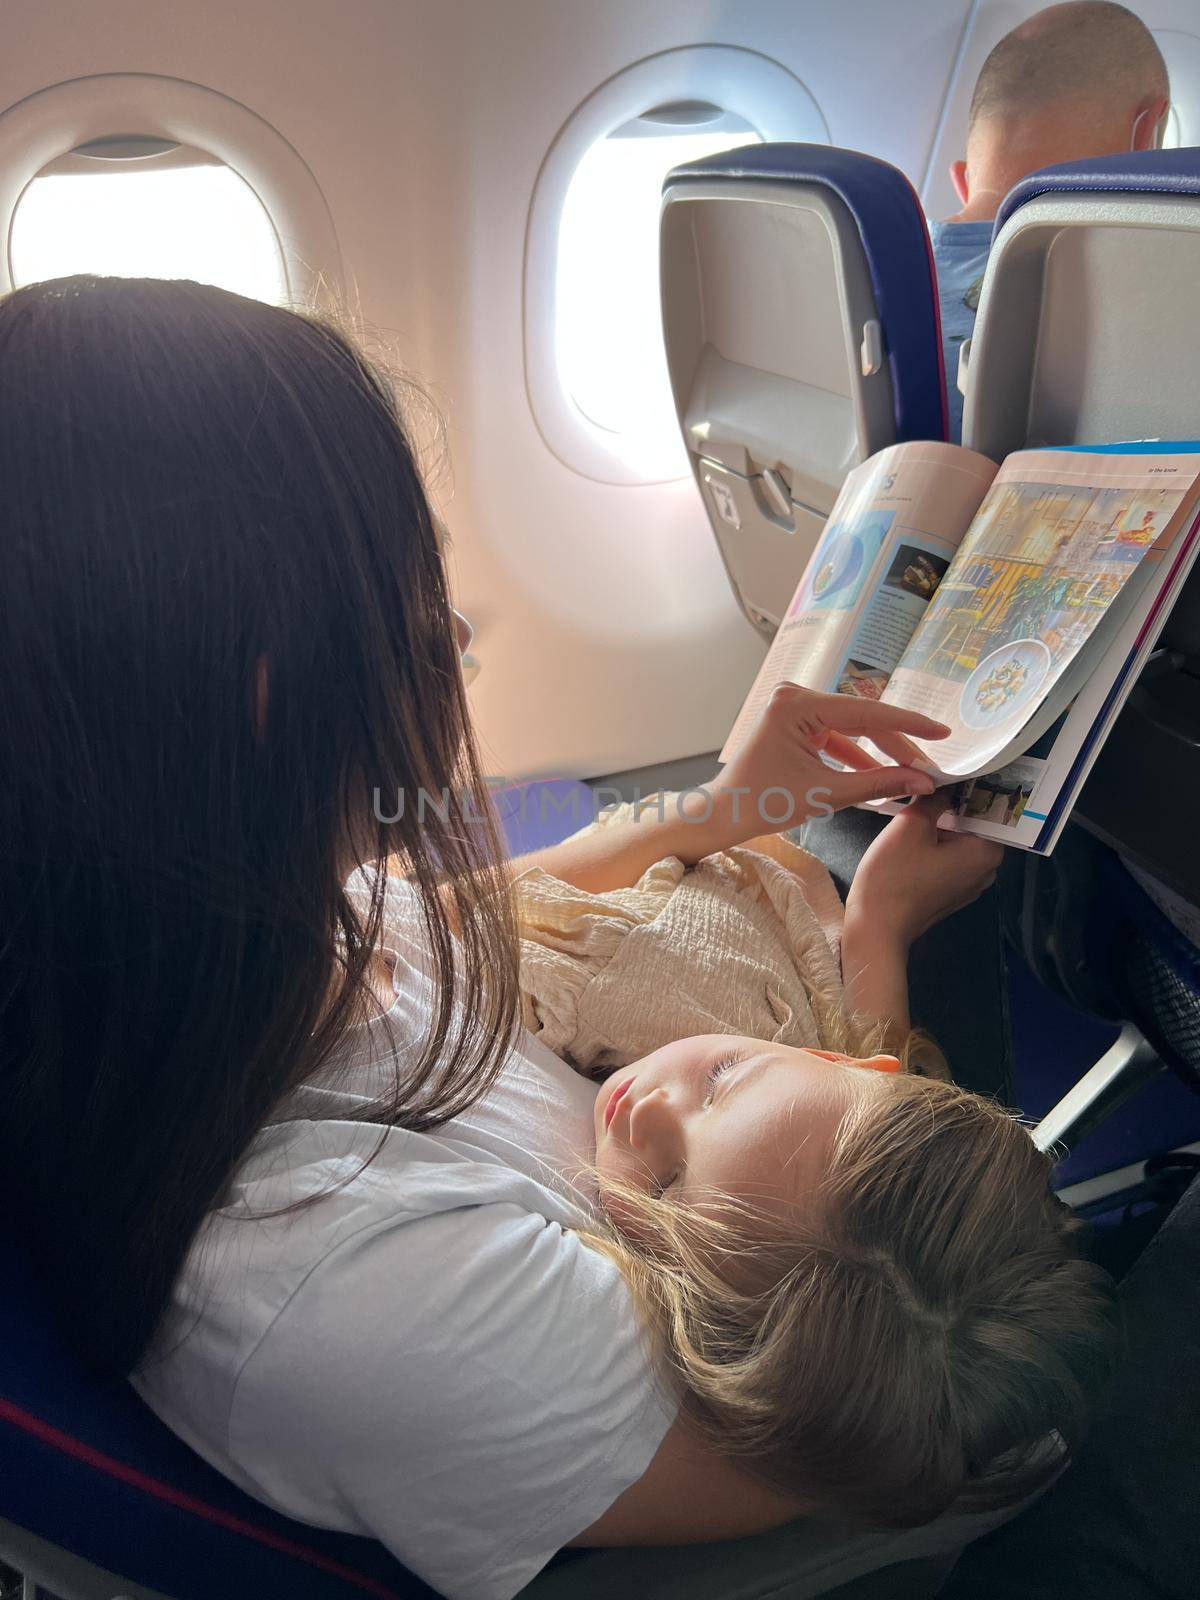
492, 777, 597, 856
665, 143, 949, 446
993, 146, 1200, 238
0, 1232, 436, 1600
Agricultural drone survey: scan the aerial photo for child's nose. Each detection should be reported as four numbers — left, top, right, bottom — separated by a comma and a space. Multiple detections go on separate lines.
629, 1087, 676, 1154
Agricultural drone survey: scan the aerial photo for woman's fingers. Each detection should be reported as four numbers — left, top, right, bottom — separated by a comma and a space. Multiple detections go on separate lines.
821, 730, 884, 772
887, 793, 943, 833
823, 763, 936, 808
800, 687, 951, 742
731, 684, 951, 825
909, 791, 946, 817
820, 728, 941, 788
864, 728, 942, 771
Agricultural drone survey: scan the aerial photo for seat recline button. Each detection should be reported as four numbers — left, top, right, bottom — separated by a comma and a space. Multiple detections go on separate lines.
760, 467, 793, 520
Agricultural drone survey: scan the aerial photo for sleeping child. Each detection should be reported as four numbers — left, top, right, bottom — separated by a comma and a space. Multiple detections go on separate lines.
511, 799, 1119, 1530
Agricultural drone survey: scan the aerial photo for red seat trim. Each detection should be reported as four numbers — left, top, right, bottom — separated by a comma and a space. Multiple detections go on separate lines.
0, 1397, 407, 1600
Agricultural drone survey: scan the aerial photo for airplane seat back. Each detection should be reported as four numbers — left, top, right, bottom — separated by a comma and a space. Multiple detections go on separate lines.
963, 151, 1200, 1153
659, 143, 947, 639
963, 148, 1200, 911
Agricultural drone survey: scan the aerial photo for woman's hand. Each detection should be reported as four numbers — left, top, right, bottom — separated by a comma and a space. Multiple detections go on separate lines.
513, 686, 951, 894
841, 796, 1001, 1034
703, 683, 950, 851
844, 794, 1003, 951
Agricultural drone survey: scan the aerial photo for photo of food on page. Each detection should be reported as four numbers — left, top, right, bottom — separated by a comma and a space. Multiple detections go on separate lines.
834, 541, 953, 702
882, 450, 1198, 777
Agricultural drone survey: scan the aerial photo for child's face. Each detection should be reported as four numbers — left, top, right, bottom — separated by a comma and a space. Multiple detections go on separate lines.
592, 1034, 899, 1232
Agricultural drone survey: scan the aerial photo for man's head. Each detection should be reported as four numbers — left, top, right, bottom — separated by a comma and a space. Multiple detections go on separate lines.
949, 3, 1169, 221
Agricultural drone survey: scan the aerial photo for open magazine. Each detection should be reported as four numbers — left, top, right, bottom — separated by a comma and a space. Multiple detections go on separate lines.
721, 439, 1200, 852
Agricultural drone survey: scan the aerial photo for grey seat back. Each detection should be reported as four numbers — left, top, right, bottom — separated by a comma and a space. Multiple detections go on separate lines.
963, 152, 1200, 902
660, 144, 947, 637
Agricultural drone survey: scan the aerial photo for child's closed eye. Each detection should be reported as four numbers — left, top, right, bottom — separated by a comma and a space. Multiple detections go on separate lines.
703, 1051, 745, 1107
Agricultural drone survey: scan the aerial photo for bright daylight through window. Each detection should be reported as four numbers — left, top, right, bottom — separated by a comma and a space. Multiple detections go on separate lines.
11, 138, 286, 305
555, 106, 760, 466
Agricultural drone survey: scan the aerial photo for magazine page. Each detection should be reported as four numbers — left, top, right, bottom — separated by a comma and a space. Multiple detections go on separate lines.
911, 462, 1200, 851
859, 720, 1065, 845
1018, 499, 1200, 852
881, 447, 1200, 782
939, 493, 1200, 851
721, 441, 997, 762
936, 725, 1070, 849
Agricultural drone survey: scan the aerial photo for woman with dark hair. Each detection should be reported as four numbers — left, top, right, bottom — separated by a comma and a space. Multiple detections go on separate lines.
0, 277, 1070, 1600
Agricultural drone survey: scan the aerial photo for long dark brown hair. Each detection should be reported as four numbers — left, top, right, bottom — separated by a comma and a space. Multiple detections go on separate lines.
0, 276, 519, 1377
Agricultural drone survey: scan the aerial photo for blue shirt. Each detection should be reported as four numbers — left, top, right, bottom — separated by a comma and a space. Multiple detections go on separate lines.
928, 220, 992, 444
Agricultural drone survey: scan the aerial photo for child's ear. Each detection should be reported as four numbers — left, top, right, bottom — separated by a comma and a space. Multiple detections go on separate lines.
949, 159, 969, 206
862, 1054, 903, 1075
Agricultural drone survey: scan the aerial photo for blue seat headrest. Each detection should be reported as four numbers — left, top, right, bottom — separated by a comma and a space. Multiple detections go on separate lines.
664, 142, 948, 444
994, 147, 1200, 241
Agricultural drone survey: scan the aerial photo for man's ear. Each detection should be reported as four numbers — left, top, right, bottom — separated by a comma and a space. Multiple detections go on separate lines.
1133, 94, 1171, 151
1152, 95, 1170, 149
949, 159, 969, 205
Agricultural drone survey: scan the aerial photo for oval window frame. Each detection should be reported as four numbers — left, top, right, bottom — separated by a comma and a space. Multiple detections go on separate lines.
0, 72, 342, 307
523, 45, 829, 487
1153, 29, 1200, 149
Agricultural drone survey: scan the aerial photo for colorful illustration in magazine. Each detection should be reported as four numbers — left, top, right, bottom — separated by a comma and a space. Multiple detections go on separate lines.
787, 510, 892, 616
884, 471, 1191, 775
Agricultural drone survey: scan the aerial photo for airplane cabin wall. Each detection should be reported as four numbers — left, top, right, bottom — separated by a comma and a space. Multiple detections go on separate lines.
422, 0, 974, 779
9, 2, 1190, 780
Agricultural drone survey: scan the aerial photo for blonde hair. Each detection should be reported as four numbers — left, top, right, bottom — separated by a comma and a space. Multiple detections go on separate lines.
587, 1072, 1119, 1527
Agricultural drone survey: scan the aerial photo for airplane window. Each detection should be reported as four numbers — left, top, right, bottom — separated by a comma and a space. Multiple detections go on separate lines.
1152, 30, 1200, 149
10, 136, 286, 304
555, 105, 760, 460
526, 51, 827, 484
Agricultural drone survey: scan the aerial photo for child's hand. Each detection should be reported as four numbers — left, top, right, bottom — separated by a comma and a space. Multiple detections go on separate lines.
707, 684, 949, 849
845, 794, 1003, 950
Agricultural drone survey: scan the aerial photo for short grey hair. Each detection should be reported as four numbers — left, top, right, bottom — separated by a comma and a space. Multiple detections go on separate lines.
969, 2, 1169, 133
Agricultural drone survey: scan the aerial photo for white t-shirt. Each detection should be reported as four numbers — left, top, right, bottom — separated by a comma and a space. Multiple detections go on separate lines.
132, 874, 677, 1600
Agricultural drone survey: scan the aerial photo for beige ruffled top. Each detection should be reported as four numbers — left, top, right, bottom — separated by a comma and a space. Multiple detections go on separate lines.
514, 803, 854, 1076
